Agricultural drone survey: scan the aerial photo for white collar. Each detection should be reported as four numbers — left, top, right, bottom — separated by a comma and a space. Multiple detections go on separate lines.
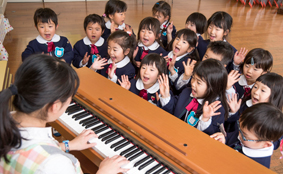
36, 34, 60, 44
136, 78, 159, 94
246, 99, 253, 107
168, 51, 189, 61
160, 20, 169, 30
105, 20, 125, 30
190, 93, 204, 105
239, 75, 254, 88
138, 41, 160, 51
223, 39, 227, 42
196, 33, 201, 37
83, 36, 104, 47
242, 144, 274, 158
108, 56, 130, 68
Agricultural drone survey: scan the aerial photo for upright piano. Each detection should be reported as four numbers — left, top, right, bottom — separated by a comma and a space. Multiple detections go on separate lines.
49, 67, 274, 174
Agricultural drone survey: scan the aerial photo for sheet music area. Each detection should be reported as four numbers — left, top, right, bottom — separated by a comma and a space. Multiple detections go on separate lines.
48, 67, 273, 174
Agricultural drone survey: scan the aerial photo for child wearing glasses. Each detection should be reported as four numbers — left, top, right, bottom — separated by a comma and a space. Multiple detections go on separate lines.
210, 103, 283, 168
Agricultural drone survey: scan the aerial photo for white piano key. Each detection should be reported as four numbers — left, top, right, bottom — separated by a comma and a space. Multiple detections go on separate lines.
139, 161, 160, 174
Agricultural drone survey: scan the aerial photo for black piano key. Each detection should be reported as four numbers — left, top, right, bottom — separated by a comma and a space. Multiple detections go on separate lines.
146, 163, 162, 174
74, 113, 90, 121
94, 127, 109, 134
92, 124, 107, 131
66, 105, 81, 112
134, 156, 151, 167
66, 105, 79, 112
114, 141, 131, 152
105, 135, 121, 144
120, 146, 136, 156
153, 167, 166, 174
161, 170, 171, 174
101, 132, 117, 142
83, 119, 100, 127
98, 130, 114, 139
68, 108, 83, 115
72, 111, 89, 119
124, 149, 140, 158
110, 139, 127, 149
79, 117, 96, 124
138, 158, 155, 170
128, 151, 144, 161
85, 120, 101, 128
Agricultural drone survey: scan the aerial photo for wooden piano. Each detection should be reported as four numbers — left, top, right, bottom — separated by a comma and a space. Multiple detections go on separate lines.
49, 67, 275, 174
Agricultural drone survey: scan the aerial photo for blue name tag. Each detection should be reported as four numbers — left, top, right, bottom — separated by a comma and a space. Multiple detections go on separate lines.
168, 67, 178, 75
55, 47, 64, 57
185, 111, 199, 126
162, 31, 167, 36
92, 54, 97, 63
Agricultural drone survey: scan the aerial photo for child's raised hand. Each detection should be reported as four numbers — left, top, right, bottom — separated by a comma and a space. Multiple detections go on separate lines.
234, 47, 248, 65
202, 101, 222, 122
227, 70, 241, 90
158, 73, 170, 98
96, 155, 130, 174
227, 93, 241, 113
168, 55, 177, 75
163, 55, 169, 63
82, 52, 90, 65
118, 75, 131, 90
124, 24, 133, 35
182, 58, 197, 80
68, 129, 98, 151
108, 63, 117, 79
110, 20, 116, 33
210, 132, 226, 144
167, 21, 173, 34
133, 46, 139, 59
90, 56, 108, 71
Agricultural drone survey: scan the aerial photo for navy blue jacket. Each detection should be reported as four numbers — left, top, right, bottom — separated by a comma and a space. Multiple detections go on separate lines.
135, 44, 168, 62
161, 24, 176, 49
162, 87, 226, 135
22, 35, 73, 64
72, 37, 108, 68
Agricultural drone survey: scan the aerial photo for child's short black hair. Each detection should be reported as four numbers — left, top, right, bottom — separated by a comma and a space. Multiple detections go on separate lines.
104, 0, 127, 19
207, 11, 233, 39
240, 103, 283, 141
186, 12, 207, 34
34, 8, 58, 27
207, 41, 234, 65
84, 14, 105, 32
152, 1, 171, 22
240, 48, 273, 72
137, 17, 161, 42
137, 53, 167, 79
256, 73, 283, 110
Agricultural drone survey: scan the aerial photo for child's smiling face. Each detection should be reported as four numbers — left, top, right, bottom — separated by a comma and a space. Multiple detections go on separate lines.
36, 20, 57, 41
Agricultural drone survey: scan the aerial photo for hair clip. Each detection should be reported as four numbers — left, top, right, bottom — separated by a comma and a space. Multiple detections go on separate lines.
102, 14, 106, 17
156, 2, 159, 4
251, 57, 255, 65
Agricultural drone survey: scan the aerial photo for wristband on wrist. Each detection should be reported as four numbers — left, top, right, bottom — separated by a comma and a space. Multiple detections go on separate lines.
62, 140, 70, 153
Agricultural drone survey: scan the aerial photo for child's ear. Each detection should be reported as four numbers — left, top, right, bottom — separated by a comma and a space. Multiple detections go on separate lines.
224, 29, 230, 37
158, 33, 161, 39
124, 48, 130, 56
262, 141, 273, 148
187, 47, 194, 53
165, 15, 169, 21
109, 14, 114, 20
56, 24, 59, 30
48, 100, 61, 115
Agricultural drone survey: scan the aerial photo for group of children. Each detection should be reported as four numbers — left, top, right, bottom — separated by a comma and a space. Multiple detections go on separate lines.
1, 0, 283, 173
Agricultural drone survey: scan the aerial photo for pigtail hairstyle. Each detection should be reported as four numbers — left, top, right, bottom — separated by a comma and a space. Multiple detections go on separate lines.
193, 59, 229, 120
152, 1, 171, 34
138, 17, 162, 46
107, 30, 137, 64
0, 54, 79, 163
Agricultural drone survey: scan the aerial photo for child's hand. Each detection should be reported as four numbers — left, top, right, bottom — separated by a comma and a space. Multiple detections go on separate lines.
136, 61, 141, 68
168, 55, 177, 75
118, 75, 131, 90
110, 20, 116, 33
96, 155, 130, 174
90, 56, 108, 71
182, 58, 197, 80
227, 93, 241, 113
68, 129, 98, 151
227, 70, 241, 90
158, 73, 170, 98
108, 63, 117, 79
124, 24, 133, 35
202, 101, 222, 122
163, 56, 169, 63
61, 59, 66, 63
210, 132, 226, 144
234, 47, 248, 65
167, 21, 173, 34
133, 46, 139, 59
82, 52, 90, 65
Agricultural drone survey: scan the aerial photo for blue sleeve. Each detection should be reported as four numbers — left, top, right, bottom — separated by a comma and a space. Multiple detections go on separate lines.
172, 25, 176, 41
72, 41, 84, 68
134, 47, 142, 62
197, 39, 209, 61
161, 93, 176, 115
61, 38, 74, 65
22, 41, 36, 61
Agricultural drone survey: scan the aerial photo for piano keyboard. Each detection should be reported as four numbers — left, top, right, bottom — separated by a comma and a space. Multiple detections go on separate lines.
58, 101, 176, 174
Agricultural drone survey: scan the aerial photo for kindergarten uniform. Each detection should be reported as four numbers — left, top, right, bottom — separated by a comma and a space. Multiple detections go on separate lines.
22, 34, 73, 64
160, 20, 176, 49
226, 75, 254, 100
102, 21, 135, 40
134, 41, 168, 62
72, 37, 108, 68
161, 87, 225, 135
100, 56, 136, 84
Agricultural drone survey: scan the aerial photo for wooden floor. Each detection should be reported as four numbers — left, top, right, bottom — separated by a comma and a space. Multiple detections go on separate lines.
2, 0, 283, 173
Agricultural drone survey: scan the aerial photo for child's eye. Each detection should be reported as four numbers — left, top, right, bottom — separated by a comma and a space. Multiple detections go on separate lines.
149, 31, 153, 34
245, 64, 249, 68
254, 85, 257, 89
254, 68, 258, 71
261, 90, 265, 92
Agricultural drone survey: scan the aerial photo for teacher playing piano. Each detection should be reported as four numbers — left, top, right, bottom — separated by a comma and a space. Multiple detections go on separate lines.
0, 54, 129, 174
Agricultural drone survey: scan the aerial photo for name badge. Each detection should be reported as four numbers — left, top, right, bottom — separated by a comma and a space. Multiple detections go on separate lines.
92, 54, 97, 63
185, 111, 199, 126
55, 47, 64, 57
162, 31, 167, 36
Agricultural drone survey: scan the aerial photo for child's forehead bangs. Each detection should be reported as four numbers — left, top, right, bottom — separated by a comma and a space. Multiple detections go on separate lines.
38, 18, 52, 24
141, 24, 155, 32
210, 16, 225, 29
